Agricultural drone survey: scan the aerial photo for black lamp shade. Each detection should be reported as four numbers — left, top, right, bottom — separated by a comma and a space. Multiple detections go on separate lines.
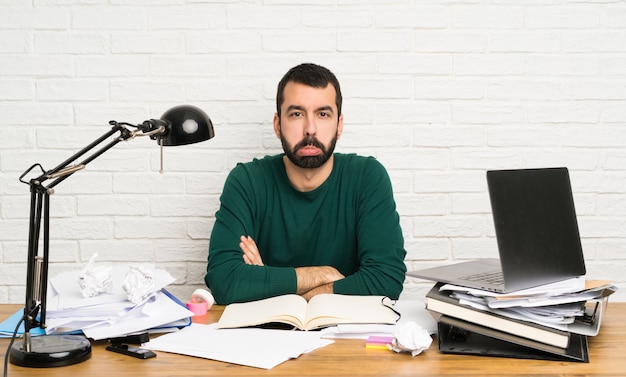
160, 105, 214, 146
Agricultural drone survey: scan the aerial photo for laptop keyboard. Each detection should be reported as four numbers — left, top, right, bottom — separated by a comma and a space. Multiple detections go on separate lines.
461, 271, 505, 286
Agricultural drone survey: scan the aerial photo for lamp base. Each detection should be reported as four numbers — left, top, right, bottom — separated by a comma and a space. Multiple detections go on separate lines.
10, 334, 92, 368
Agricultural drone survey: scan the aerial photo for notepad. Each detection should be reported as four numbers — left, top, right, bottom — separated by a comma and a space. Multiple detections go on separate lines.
365, 335, 393, 350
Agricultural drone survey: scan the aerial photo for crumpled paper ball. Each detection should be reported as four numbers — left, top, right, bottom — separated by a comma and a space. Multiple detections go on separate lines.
388, 321, 433, 356
122, 265, 155, 305
78, 253, 113, 298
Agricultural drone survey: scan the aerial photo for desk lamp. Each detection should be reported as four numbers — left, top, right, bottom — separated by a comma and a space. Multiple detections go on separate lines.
8, 105, 214, 368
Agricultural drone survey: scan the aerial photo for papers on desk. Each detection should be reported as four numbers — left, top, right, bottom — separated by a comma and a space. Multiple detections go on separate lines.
46, 267, 193, 340
422, 277, 618, 363
143, 299, 436, 369
439, 276, 588, 299
438, 279, 617, 336
144, 323, 334, 369
76, 290, 193, 340
0, 266, 194, 341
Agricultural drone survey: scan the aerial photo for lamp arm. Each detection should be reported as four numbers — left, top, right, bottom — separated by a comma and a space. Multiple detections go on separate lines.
20, 121, 161, 336
21, 123, 135, 191
11, 105, 212, 368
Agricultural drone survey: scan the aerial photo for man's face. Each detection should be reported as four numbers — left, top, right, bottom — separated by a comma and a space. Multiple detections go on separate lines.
274, 82, 343, 169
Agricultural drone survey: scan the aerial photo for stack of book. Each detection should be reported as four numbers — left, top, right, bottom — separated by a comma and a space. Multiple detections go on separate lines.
425, 279, 617, 362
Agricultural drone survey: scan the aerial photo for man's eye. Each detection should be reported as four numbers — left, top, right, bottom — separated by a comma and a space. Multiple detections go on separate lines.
319, 112, 330, 117
289, 111, 302, 117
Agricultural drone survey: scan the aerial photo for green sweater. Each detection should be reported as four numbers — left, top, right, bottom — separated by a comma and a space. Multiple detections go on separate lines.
205, 153, 406, 304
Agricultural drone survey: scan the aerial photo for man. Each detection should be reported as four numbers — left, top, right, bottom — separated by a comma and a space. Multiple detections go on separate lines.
205, 63, 406, 304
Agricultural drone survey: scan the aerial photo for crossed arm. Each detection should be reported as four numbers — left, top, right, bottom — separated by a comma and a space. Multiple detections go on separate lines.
239, 235, 344, 300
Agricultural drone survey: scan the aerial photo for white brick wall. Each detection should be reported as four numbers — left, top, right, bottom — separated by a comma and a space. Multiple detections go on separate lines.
1, 1, 625, 304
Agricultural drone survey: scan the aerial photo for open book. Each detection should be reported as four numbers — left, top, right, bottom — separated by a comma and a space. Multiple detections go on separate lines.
216, 294, 399, 331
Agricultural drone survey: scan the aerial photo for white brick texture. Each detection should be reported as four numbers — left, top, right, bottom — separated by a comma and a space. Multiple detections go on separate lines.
1, 1, 625, 303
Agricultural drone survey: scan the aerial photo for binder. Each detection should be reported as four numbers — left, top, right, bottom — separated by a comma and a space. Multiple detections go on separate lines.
425, 283, 571, 348
437, 315, 589, 363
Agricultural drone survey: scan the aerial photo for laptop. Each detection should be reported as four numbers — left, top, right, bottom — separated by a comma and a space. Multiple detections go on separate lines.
407, 167, 586, 293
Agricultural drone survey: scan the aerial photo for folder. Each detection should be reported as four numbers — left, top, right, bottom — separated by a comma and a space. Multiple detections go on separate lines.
425, 283, 572, 348
437, 315, 589, 363
0, 309, 47, 339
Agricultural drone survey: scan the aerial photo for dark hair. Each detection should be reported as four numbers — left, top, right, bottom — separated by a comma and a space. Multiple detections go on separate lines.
276, 63, 342, 118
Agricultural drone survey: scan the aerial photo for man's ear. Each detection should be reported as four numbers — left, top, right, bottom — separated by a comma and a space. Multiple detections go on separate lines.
273, 113, 281, 139
337, 114, 344, 139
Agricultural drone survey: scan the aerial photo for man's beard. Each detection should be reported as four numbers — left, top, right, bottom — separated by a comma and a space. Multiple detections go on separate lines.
281, 132, 338, 169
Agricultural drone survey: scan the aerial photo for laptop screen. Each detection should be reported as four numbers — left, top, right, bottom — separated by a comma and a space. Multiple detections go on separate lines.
487, 167, 586, 291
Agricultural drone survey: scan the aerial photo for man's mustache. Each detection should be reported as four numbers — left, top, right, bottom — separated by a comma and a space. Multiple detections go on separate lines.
294, 136, 325, 152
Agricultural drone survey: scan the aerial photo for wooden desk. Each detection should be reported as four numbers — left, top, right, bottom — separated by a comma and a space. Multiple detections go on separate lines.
1, 303, 625, 377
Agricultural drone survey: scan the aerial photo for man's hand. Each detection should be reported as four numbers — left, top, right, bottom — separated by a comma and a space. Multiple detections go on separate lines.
240, 235, 264, 266
295, 266, 344, 299
299, 282, 334, 301
240, 235, 345, 300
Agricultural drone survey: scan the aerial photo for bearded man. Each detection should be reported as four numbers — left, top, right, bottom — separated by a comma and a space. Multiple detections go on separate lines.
205, 63, 407, 304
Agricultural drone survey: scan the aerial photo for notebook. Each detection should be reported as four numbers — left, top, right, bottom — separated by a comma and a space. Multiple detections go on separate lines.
407, 167, 586, 293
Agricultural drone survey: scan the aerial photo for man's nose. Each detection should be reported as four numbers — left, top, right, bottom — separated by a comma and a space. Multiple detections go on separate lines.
304, 115, 317, 136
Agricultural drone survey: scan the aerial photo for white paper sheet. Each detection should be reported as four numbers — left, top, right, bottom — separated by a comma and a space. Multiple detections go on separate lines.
80, 290, 193, 340
144, 323, 334, 369
439, 276, 586, 298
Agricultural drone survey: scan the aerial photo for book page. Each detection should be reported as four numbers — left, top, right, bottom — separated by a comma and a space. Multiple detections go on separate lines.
216, 294, 308, 329
304, 294, 398, 330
